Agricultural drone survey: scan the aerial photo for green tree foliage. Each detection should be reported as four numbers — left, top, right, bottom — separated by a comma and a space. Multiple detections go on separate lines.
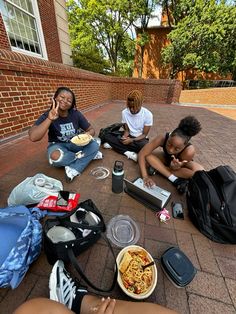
161, 0, 236, 79
67, 0, 160, 76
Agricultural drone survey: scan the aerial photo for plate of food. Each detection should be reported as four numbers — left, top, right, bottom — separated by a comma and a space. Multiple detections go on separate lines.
71, 133, 93, 146
116, 245, 157, 299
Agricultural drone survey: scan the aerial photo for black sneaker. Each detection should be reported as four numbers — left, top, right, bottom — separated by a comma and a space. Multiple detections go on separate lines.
172, 178, 189, 194
147, 166, 156, 176
49, 260, 87, 311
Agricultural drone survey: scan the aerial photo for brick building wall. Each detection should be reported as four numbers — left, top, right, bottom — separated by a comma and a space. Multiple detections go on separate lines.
0, 0, 63, 63
0, 48, 182, 141
38, 0, 62, 63
0, 14, 10, 50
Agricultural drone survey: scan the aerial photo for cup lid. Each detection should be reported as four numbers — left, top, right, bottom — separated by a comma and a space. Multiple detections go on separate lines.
106, 215, 140, 247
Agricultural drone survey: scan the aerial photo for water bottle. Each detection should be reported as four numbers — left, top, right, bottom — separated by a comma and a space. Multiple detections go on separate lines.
112, 160, 124, 193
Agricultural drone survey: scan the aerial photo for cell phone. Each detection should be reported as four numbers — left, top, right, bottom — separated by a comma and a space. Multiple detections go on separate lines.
172, 202, 184, 219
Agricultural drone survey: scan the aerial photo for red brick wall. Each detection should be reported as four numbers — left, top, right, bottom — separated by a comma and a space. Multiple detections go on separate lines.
38, 0, 62, 63
0, 15, 11, 50
0, 49, 182, 141
180, 88, 236, 105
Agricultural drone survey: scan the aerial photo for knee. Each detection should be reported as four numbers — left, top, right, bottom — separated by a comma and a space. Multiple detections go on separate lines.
190, 162, 204, 173
49, 149, 64, 165
50, 149, 61, 161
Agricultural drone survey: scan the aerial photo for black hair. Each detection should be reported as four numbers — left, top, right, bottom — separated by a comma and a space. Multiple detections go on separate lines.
53, 87, 76, 111
171, 116, 202, 144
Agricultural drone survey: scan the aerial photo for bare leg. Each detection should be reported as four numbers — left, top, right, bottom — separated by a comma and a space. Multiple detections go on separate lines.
13, 296, 179, 314
146, 153, 204, 179
13, 298, 73, 314
81, 295, 178, 314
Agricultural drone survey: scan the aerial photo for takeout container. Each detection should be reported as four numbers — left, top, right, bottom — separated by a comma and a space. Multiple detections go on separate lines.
161, 247, 197, 287
71, 134, 93, 146
116, 245, 157, 300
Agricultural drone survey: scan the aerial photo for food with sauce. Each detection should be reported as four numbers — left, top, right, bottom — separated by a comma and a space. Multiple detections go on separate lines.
119, 249, 153, 294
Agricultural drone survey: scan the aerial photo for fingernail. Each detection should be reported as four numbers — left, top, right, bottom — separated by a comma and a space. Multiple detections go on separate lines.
101, 297, 105, 302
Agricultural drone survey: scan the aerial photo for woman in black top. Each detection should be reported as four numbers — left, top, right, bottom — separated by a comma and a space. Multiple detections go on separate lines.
138, 116, 204, 193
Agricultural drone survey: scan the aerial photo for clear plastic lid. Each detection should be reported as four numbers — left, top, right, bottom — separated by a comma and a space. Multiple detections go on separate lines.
106, 215, 140, 247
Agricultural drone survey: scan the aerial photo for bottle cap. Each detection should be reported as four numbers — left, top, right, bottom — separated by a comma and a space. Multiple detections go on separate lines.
114, 160, 124, 173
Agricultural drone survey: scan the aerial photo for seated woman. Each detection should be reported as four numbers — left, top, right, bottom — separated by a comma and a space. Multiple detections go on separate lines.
13, 260, 178, 314
138, 116, 204, 194
103, 90, 153, 162
29, 87, 102, 183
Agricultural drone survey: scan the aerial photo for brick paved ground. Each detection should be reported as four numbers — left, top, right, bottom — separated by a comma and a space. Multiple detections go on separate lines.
0, 102, 236, 314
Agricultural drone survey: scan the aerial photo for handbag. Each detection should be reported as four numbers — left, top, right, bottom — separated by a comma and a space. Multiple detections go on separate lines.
43, 199, 117, 292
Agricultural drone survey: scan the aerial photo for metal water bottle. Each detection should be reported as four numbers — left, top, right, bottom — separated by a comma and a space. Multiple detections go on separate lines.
112, 160, 124, 193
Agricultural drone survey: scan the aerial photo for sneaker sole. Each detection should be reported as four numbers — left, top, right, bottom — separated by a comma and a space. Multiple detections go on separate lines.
49, 260, 63, 302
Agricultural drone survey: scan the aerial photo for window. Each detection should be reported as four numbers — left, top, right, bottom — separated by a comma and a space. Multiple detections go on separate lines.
0, 0, 47, 58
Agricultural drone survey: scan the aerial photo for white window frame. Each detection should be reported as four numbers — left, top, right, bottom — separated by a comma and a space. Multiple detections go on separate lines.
1, 0, 48, 59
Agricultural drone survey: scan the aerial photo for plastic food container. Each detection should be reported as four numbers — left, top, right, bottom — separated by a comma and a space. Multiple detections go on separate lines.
161, 247, 197, 287
71, 134, 92, 146
116, 245, 158, 299
106, 215, 140, 248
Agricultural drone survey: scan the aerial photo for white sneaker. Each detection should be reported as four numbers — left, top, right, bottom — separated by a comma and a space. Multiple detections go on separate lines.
93, 151, 103, 160
65, 166, 80, 182
49, 260, 87, 310
124, 151, 138, 162
103, 142, 112, 149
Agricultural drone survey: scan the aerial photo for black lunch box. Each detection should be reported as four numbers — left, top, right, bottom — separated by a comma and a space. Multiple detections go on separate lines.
161, 247, 197, 287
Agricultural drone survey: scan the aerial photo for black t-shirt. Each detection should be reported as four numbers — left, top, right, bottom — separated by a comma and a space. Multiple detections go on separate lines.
35, 109, 90, 143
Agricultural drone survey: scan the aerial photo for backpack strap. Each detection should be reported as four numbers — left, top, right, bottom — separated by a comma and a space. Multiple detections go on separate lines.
68, 233, 117, 292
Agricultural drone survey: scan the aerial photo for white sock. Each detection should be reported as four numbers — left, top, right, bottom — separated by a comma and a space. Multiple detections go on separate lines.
168, 174, 178, 182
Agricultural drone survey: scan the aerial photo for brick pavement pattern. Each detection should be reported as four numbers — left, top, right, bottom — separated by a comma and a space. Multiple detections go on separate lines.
0, 102, 236, 314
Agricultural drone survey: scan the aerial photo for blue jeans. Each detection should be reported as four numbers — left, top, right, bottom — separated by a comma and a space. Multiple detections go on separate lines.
47, 140, 99, 174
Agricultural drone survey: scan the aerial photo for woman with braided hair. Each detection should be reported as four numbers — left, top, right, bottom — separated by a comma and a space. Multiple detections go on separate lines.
138, 116, 204, 194
103, 90, 153, 162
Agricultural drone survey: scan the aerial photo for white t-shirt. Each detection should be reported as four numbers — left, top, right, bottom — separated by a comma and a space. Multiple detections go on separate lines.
121, 107, 153, 137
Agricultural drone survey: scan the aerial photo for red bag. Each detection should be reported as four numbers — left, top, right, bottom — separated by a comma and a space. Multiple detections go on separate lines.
37, 191, 80, 212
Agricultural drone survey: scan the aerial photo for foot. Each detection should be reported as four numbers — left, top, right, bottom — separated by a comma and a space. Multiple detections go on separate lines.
49, 260, 87, 311
124, 151, 138, 162
93, 151, 103, 160
172, 178, 189, 194
65, 166, 80, 183
147, 165, 156, 176
103, 142, 112, 149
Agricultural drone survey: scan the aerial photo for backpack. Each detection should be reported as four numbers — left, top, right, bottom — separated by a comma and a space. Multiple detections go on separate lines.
98, 123, 124, 144
0, 206, 45, 288
186, 165, 236, 244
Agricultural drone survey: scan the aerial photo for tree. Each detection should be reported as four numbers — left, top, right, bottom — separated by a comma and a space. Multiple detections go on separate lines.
67, 0, 160, 76
133, 0, 161, 77
161, 0, 236, 79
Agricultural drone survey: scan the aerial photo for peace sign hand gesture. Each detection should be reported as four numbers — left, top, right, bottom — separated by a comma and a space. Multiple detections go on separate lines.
48, 98, 59, 121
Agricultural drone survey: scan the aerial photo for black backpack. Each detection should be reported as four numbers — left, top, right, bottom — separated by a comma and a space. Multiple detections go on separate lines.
98, 123, 124, 144
187, 165, 236, 244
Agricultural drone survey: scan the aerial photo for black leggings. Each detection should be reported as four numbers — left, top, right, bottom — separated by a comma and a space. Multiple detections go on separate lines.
104, 132, 149, 154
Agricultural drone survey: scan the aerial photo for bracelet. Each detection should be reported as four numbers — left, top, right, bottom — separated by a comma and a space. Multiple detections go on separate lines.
47, 117, 53, 122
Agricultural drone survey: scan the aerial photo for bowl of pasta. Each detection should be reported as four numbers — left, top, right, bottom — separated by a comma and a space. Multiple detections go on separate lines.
71, 133, 93, 146
116, 245, 157, 299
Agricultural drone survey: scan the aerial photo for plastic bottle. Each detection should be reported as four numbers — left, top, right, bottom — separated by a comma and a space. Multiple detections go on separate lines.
112, 160, 124, 193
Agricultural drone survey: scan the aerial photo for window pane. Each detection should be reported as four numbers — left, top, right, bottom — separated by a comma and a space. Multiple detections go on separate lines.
1, 0, 43, 56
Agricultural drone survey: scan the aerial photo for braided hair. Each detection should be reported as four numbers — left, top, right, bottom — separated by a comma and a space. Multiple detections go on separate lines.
171, 116, 202, 144
53, 87, 76, 111
127, 90, 143, 112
